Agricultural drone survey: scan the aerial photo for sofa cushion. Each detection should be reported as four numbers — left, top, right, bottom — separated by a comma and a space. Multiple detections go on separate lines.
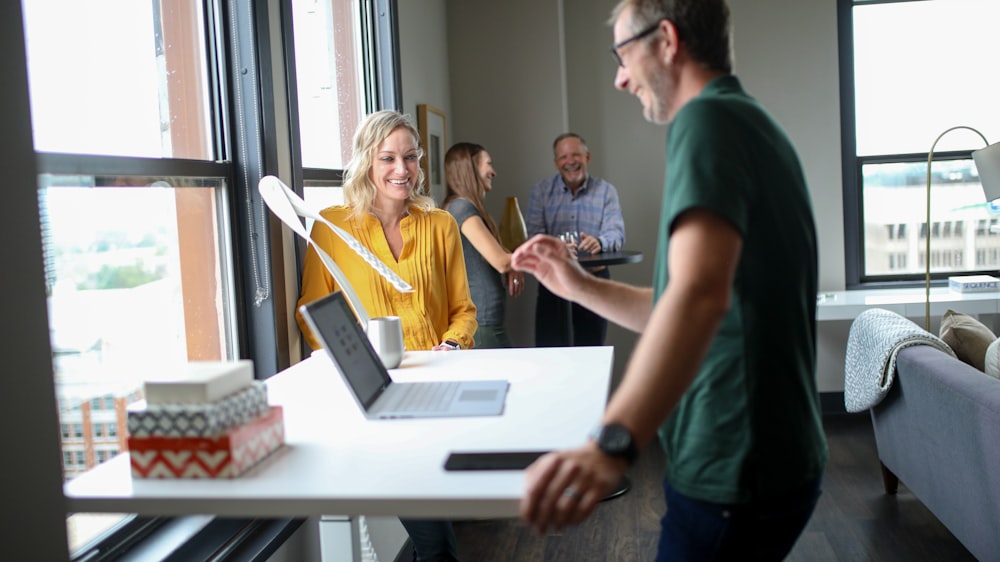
939, 309, 995, 372
984, 338, 1000, 379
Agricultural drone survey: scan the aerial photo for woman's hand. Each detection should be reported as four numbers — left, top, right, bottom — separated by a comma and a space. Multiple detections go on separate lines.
507, 271, 525, 297
432, 340, 461, 351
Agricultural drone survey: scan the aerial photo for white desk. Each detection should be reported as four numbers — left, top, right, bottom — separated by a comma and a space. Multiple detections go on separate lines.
817, 287, 1000, 322
64, 346, 613, 519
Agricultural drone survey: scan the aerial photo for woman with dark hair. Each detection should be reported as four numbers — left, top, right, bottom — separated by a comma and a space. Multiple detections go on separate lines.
442, 142, 524, 348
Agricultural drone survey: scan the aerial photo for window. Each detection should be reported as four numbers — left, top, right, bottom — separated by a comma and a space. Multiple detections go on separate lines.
23, 0, 235, 554
21, 0, 394, 558
840, 0, 1000, 286
291, 0, 371, 225
292, 0, 364, 169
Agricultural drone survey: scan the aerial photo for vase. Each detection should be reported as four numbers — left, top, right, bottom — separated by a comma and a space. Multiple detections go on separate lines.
499, 196, 528, 251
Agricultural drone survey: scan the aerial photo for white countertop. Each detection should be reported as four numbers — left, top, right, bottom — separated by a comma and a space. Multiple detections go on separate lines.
817, 287, 1000, 321
64, 346, 614, 519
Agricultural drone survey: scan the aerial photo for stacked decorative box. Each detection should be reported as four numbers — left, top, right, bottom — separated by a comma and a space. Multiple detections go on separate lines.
127, 360, 285, 478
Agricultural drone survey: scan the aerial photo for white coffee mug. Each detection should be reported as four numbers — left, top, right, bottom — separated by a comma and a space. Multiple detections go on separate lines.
366, 316, 404, 369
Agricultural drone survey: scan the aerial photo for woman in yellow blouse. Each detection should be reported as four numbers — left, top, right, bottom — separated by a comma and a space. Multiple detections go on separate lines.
295, 109, 475, 562
296, 110, 477, 353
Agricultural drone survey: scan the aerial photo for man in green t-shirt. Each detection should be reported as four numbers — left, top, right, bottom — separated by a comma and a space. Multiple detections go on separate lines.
512, 0, 828, 559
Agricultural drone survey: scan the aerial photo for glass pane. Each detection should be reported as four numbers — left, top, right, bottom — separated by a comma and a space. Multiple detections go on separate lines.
40, 177, 235, 552
853, 0, 1000, 156
292, 0, 364, 168
303, 183, 345, 232
861, 159, 1000, 277
22, 0, 213, 159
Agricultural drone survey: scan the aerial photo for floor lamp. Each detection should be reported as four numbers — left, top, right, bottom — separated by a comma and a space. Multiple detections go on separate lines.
924, 127, 1000, 330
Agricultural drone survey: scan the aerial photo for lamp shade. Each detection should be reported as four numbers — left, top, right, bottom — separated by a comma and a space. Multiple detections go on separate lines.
973, 142, 1000, 203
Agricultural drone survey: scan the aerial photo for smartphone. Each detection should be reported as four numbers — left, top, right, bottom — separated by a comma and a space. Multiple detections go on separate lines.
443, 450, 549, 471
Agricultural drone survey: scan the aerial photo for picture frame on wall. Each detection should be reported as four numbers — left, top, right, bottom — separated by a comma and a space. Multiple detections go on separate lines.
417, 104, 446, 204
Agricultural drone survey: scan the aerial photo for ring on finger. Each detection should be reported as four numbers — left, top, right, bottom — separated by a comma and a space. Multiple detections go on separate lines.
563, 487, 582, 501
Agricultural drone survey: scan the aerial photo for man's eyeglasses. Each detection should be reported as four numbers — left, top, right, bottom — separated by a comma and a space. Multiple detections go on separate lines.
609, 21, 662, 67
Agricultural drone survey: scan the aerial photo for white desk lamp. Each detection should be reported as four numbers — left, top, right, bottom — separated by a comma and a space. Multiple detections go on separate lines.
924, 127, 1000, 329
973, 142, 1000, 202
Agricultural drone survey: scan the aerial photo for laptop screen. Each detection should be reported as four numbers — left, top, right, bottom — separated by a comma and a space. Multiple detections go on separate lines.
300, 292, 389, 409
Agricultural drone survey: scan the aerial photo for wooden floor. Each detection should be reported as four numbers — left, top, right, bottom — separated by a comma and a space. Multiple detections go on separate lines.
450, 414, 975, 561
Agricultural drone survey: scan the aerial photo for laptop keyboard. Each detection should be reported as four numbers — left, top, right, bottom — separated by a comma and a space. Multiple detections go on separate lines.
393, 381, 460, 412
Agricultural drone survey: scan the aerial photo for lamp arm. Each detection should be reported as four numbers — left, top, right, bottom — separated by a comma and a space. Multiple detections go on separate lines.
925, 126, 991, 330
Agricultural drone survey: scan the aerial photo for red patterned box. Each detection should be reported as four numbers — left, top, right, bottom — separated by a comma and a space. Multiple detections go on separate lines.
128, 406, 285, 479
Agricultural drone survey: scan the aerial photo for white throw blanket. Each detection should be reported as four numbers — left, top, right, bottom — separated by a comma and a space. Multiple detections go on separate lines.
843, 308, 956, 412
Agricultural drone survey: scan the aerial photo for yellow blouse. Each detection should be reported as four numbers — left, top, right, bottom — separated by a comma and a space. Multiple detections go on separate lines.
296, 205, 478, 351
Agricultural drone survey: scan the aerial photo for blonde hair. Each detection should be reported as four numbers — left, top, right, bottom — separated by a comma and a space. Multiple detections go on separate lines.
342, 110, 435, 217
442, 142, 499, 239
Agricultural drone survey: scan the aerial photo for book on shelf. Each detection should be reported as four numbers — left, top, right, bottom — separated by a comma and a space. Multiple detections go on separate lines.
948, 275, 1000, 293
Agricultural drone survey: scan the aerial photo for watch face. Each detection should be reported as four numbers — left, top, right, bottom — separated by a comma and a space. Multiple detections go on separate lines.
597, 424, 636, 464
602, 424, 631, 452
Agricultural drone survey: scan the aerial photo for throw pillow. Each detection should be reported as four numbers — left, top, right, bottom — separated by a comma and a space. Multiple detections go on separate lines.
939, 309, 995, 372
985, 338, 1000, 379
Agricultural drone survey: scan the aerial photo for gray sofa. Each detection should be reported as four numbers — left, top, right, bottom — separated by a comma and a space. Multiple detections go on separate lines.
871, 344, 1000, 561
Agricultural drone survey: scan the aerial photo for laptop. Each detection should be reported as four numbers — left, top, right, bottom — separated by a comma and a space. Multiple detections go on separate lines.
299, 291, 509, 419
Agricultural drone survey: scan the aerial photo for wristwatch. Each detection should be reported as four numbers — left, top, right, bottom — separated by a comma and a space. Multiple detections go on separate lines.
441, 340, 461, 350
590, 423, 638, 466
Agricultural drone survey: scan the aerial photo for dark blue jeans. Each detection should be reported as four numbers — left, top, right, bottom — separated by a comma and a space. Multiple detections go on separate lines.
656, 477, 822, 561
399, 518, 458, 562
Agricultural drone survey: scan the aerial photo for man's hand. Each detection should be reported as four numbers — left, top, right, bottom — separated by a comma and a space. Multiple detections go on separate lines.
577, 231, 602, 255
511, 234, 589, 301
519, 442, 626, 534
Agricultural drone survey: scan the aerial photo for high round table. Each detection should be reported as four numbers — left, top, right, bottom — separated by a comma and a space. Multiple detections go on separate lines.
569, 250, 644, 343
577, 249, 644, 269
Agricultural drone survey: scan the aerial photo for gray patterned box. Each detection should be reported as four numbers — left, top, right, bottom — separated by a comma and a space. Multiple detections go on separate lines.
128, 382, 269, 438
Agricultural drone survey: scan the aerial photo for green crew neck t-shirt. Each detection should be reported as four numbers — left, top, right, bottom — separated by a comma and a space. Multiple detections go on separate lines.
653, 75, 828, 504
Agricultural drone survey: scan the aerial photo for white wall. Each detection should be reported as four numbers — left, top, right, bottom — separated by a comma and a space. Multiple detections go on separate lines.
399, 0, 452, 136
563, 1, 667, 384
444, 0, 569, 349
728, 0, 848, 391
403, 0, 853, 392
